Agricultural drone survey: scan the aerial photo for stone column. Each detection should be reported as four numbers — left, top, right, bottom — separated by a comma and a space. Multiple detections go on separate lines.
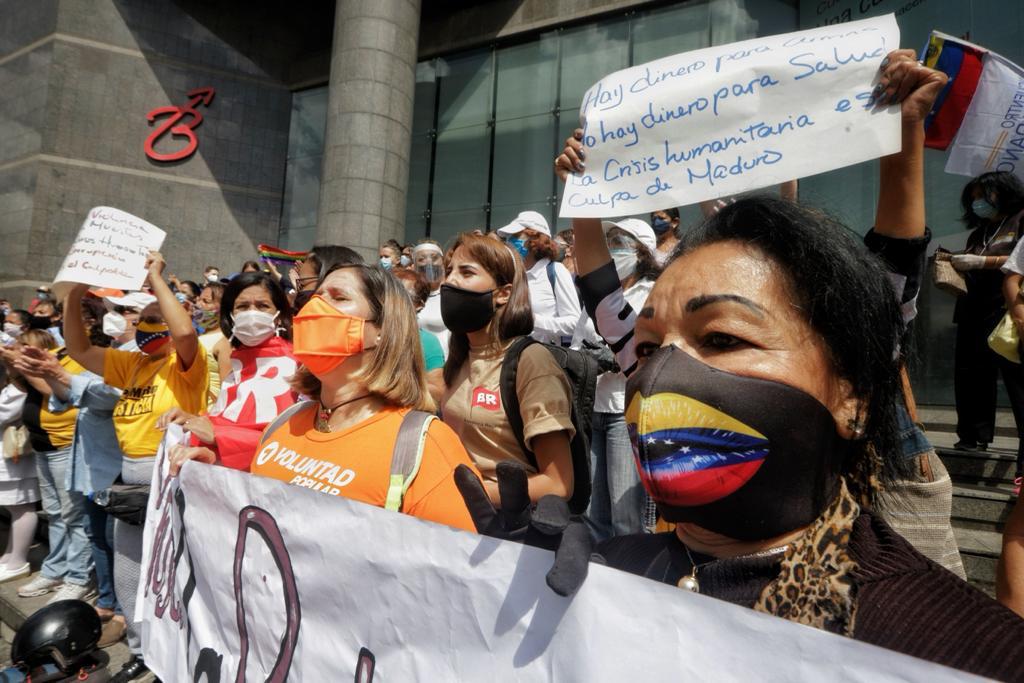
316, 0, 421, 259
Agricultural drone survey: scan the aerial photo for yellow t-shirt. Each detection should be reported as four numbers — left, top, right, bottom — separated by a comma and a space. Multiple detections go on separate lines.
39, 352, 86, 449
104, 347, 209, 458
199, 331, 223, 406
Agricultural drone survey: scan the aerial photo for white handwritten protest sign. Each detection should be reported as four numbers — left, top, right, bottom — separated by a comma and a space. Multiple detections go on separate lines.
138, 429, 973, 682
560, 14, 901, 217
52, 207, 165, 297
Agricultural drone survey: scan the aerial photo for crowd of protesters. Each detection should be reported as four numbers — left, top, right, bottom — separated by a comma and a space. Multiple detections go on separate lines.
2, 48, 1024, 681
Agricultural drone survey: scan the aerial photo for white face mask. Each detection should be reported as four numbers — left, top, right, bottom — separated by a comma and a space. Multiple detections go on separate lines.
206, 273, 220, 283
102, 312, 127, 338
231, 310, 278, 347
2, 322, 22, 338
610, 249, 638, 281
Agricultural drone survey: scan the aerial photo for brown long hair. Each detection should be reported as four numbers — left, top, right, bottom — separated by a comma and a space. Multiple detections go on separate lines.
290, 264, 434, 412
443, 234, 533, 386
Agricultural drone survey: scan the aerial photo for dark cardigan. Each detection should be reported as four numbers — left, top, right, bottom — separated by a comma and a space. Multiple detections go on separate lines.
598, 513, 1024, 681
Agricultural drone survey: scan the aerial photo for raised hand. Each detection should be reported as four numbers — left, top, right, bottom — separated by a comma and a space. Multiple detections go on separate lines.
874, 49, 949, 125
145, 250, 167, 284
554, 129, 586, 182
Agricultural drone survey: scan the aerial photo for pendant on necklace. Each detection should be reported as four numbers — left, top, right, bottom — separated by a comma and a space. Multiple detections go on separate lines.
677, 571, 699, 593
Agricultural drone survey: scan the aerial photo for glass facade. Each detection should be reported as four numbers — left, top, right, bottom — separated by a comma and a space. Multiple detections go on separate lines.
280, 87, 328, 250
406, 0, 799, 246
277, 0, 1024, 404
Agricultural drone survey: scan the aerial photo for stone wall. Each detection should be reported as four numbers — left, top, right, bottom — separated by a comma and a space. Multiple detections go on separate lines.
0, 0, 296, 302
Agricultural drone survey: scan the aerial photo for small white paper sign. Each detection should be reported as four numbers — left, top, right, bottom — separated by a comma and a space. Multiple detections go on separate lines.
560, 14, 901, 217
53, 207, 166, 297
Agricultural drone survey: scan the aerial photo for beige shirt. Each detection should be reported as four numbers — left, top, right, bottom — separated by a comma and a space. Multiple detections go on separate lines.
442, 338, 575, 481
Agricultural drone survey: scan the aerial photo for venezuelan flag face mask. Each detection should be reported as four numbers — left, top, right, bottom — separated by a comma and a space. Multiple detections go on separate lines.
292, 295, 375, 376
625, 345, 850, 541
135, 320, 171, 356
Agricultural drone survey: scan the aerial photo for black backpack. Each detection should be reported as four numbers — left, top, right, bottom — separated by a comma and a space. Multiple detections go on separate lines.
499, 336, 598, 514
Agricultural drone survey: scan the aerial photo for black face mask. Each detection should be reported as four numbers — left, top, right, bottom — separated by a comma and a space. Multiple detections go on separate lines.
29, 315, 53, 330
440, 284, 494, 334
625, 346, 851, 541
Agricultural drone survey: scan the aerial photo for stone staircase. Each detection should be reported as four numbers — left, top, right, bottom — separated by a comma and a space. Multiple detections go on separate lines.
920, 406, 1018, 597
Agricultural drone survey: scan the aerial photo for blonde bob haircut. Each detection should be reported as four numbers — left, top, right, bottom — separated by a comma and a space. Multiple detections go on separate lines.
290, 263, 435, 412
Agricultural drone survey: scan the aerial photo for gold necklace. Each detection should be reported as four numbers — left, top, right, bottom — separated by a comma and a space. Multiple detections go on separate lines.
678, 543, 789, 593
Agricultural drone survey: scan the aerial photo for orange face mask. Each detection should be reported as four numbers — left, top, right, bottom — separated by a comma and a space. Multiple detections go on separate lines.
292, 295, 372, 376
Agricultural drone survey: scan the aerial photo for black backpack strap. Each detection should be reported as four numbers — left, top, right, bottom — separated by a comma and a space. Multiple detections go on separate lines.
498, 336, 539, 469
259, 401, 315, 446
384, 410, 435, 512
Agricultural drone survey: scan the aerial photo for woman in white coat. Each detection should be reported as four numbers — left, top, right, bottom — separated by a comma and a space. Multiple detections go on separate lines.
0, 348, 40, 582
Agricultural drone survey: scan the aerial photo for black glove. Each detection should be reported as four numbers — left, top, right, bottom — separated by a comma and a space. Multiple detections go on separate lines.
454, 461, 593, 597
581, 340, 619, 374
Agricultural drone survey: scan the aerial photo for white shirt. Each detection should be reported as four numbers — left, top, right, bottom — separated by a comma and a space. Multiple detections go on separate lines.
1002, 237, 1024, 276
418, 288, 450, 360
526, 258, 582, 346
571, 278, 654, 413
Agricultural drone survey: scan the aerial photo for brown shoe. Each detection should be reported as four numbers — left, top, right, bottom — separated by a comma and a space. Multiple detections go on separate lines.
95, 606, 116, 623
98, 615, 126, 648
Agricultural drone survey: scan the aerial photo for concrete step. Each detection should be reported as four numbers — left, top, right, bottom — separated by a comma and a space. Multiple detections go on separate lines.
952, 526, 1002, 598
0, 519, 138, 677
918, 405, 1018, 438
951, 483, 1015, 532
937, 447, 1019, 486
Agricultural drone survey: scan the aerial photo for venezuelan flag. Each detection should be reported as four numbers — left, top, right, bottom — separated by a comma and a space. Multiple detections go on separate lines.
921, 32, 986, 151
626, 392, 769, 506
258, 243, 308, 267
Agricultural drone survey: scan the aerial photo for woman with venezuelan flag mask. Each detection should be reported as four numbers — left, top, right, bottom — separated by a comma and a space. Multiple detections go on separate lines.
64, 250, 208, 682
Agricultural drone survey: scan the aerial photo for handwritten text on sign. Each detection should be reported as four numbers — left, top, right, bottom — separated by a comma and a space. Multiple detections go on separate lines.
53, 207, 166, 297
559, 14, 901, 217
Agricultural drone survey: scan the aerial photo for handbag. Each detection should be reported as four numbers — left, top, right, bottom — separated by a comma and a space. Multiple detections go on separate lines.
2, 425, 30, 461
989, 311, 1021, 363
95, 482, 151, 525
930, 249, 967, 297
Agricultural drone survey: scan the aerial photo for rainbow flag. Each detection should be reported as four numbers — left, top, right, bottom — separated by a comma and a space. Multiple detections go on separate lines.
920, 32, 986, 151
257, 243, 307, 267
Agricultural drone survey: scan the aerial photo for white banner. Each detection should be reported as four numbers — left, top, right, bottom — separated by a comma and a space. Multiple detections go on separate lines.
53, 207, 166, 298
559, 14, 901, 218
945, 53, 1024, 181
138, 429, 973, 682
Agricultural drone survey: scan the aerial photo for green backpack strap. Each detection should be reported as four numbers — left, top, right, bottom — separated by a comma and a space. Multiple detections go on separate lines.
384, 410, 435, 512
259, 401, 315, 447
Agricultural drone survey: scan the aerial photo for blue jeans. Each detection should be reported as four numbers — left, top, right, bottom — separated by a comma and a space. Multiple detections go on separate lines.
36, 447, 93, 585
585, 412, 646, 542
85, 498, 118, 611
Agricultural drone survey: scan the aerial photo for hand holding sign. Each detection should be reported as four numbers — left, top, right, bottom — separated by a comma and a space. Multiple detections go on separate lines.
53, 207, 166, 299
559, 14, 902, 218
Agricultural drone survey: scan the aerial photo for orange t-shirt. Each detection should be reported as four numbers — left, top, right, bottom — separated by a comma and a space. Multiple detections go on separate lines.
251, 404, 479, 532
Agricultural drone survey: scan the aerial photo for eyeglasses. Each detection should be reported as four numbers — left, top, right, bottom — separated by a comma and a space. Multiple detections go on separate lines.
607, 233, 639, 250
294, 275, 319, 290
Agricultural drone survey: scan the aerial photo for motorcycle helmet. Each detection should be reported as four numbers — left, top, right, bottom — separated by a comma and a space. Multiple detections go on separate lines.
11, 600, 101, 670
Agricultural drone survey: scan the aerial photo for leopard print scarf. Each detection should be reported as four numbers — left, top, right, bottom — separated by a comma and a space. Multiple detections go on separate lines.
753, 478, 861, 636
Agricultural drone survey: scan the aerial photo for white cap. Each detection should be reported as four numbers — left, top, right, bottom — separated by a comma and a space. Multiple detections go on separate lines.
601, 218, 657, 252
497, 211, 550, 237
104, 292, 157, 311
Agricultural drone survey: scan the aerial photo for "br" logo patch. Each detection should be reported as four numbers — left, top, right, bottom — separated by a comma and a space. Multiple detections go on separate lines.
471, 387, 501, 411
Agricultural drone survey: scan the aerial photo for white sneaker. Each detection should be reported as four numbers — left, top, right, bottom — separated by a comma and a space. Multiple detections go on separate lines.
17, 575, 62, 597
46, 581, 98, 605
0, 563, 30, 583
